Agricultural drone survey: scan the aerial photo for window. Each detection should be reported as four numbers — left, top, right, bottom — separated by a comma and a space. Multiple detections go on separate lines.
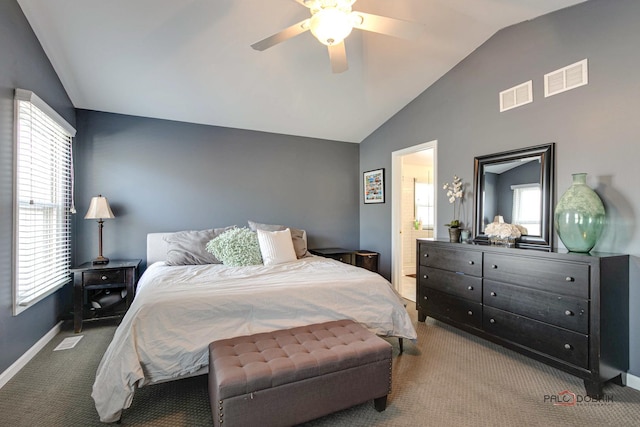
415, 181, 434, 229
511, 183, 541, 236
13, 89, 76, 315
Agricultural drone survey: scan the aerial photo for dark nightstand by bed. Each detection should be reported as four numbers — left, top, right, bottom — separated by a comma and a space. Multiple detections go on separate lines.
71, 259, 141, 333
309, 248, 379, 273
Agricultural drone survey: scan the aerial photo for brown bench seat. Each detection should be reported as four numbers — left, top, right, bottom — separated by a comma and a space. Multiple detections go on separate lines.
208, 319, 393, 427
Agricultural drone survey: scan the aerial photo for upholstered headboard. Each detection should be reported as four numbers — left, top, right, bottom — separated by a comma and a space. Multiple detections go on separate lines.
147, 232, 173, 265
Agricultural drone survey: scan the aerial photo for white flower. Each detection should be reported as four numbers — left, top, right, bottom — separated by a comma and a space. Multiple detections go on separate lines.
443, 174, 465, 226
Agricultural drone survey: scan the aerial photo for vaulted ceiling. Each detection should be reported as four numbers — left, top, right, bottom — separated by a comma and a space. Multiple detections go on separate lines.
18, 0, 586, 143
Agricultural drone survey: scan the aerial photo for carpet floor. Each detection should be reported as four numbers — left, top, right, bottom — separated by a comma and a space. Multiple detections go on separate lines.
1, 305, 639, 426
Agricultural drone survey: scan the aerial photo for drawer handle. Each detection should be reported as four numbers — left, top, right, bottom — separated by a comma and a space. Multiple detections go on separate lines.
467, 286, 473, 291
467, 310, 473, 316
491, 264, 498, 269
489, 318, 495, 324
565, 310, 574, 316
424, 253, 429, 257
490, 292, 497, 297
423, 275, 428, 279
565, 276, 574, 282
468, 261, 474, 265
564, 344, 573, 350
101, 275, 108, 281
423, 296, 428, 300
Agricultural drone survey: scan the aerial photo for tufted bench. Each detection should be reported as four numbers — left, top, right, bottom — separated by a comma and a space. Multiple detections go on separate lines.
208, 319, 392, 427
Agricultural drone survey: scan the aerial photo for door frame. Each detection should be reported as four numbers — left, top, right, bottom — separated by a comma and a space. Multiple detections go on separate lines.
391, 140, 438, 291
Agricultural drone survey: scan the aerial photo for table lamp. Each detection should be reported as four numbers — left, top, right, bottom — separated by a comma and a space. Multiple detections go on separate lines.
85, 195, 115, 265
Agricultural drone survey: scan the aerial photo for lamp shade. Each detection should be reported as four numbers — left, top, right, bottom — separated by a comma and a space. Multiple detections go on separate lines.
84, 195, 115, 220
309, 8, 353, 46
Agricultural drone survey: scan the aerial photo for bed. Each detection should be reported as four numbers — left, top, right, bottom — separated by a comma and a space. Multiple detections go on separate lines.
91, 228, 417, 423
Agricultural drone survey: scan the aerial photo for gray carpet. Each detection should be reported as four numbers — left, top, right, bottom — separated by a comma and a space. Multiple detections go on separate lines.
1, 306, 639, 426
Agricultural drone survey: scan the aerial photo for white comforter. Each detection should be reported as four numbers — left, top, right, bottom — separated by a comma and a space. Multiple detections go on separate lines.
92, 256, 416, 422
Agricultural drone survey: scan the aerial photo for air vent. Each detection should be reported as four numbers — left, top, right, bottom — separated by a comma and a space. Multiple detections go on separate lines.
499, 80, 533, 112
544, 59, 588, 97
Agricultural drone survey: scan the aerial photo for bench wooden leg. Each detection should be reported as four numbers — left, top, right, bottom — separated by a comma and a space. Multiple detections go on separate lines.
374, 395, 387, 412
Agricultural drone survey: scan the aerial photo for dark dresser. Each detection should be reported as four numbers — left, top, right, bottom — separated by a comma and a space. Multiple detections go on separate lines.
417, 239, 629, 397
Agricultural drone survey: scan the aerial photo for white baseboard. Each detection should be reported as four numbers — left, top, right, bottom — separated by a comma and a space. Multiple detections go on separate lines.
0, 321, 63, 389
625, 372, 640, 391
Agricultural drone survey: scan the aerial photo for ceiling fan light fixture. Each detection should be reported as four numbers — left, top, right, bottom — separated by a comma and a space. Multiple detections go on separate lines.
309, 8, 353, 46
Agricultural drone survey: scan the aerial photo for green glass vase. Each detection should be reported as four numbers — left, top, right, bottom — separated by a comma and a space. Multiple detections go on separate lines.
554, 173, 605, 253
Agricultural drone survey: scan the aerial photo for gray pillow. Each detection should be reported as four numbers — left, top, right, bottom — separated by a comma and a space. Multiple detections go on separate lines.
164, 226, 235, 266
247, 220, 309, 258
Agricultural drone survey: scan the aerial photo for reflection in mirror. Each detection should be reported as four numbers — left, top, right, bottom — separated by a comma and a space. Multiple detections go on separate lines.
473, 143, 555, 250
481, 157, 541, 235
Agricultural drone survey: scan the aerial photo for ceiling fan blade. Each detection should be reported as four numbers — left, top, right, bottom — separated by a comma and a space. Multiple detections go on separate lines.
352, 12, 424, 40
292, 0, 312, 8
251, 19, 310, 51
328, 42, 348, 74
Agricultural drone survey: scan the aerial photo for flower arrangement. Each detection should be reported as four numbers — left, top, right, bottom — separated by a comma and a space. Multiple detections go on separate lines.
442, 175, 464, 228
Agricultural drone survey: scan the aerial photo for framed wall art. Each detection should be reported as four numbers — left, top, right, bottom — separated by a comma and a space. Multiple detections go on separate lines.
364, 168, 385, 204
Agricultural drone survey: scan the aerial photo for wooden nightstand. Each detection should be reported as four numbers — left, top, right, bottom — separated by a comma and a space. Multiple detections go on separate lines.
309, 248, 354, 264
309, 248, 379, 273
71, 259, 141, 333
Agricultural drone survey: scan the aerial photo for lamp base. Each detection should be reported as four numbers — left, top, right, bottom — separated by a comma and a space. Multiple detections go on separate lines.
92, 256, 110, 265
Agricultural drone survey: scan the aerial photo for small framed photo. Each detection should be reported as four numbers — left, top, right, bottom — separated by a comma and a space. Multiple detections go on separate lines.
363, 168, 385, 204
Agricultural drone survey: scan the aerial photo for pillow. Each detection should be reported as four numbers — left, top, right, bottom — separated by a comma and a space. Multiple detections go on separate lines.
247, 220, 309, 258
205, 227, 263, 267
164, 226, 235, 266
257, 228, 297, 266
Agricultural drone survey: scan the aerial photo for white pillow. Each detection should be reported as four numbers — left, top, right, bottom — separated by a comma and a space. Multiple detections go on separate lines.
257, 228, 297, 266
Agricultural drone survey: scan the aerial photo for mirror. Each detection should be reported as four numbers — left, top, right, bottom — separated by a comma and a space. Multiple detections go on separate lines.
473, 143, 555, 250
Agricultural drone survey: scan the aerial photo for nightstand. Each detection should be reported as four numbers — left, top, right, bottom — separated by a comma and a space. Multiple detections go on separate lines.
309, 248, 379, 273
71, 259, 141, 333
309, 248, 354, 264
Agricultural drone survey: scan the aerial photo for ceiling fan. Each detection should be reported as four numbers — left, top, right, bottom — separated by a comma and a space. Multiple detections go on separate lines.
251, 0, 424, 73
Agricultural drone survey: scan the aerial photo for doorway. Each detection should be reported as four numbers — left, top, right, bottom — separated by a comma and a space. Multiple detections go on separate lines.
391, 141, 437, 301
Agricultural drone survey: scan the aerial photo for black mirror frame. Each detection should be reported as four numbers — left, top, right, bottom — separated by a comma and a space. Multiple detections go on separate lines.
472, 143, 555, 251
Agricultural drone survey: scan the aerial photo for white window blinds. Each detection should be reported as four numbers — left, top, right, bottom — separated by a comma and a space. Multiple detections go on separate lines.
13, 89, 76, 315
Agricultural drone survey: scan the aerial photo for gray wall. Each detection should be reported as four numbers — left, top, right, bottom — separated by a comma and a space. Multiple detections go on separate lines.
73, 110, 360, 271
0, 0, 76, 373
359, 0, 640, 375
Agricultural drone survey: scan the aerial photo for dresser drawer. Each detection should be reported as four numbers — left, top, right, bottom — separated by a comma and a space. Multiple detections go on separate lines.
483, 253, 589, 299
419, 266, 482, 302
83, 269, 126, 286
419, 244, 482, 276
483, 306, 588, 369
484, 280, 589, 334
422, 288, 482, 329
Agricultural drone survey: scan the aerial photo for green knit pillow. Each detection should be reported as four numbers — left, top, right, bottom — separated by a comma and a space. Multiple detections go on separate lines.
205, 227, 263, 267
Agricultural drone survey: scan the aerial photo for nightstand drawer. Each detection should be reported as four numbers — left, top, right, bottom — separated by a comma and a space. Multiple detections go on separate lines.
83, 269, 126, 286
